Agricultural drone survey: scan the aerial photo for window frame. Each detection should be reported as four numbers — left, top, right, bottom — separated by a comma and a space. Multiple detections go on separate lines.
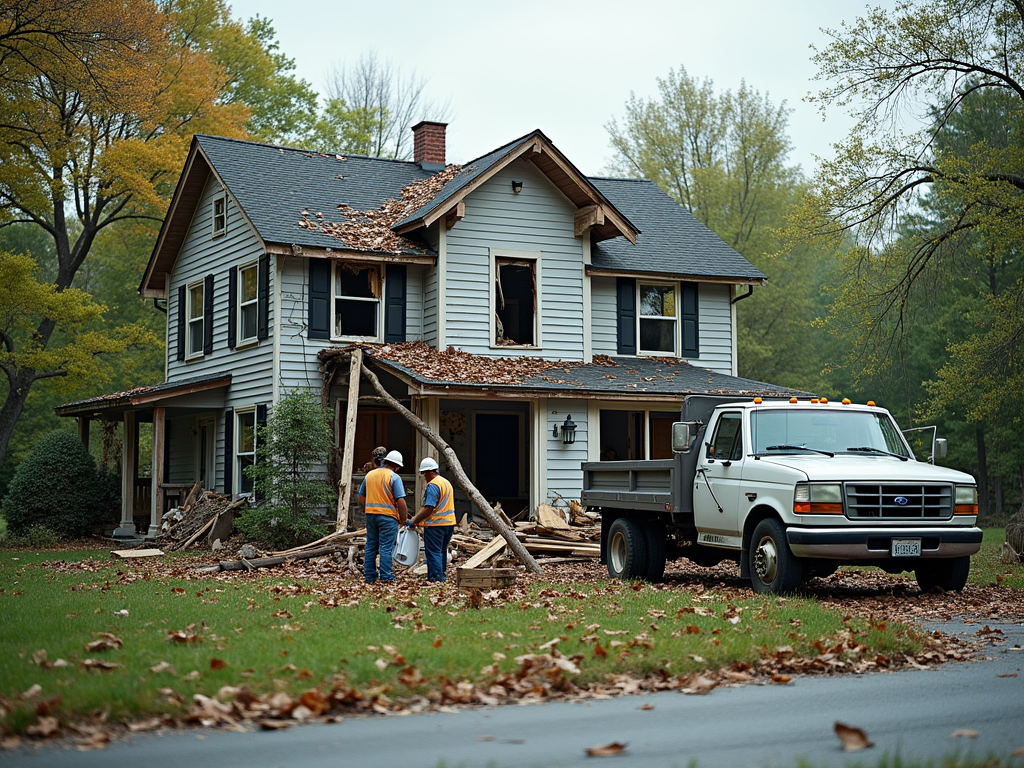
331, 262, 383, 342
637, 280, 678, 356
212, 195, 227, 237
235, 408, 256, 497
237, 261, 259, 346
490, 249, 542, 349
186, 279, 205, 359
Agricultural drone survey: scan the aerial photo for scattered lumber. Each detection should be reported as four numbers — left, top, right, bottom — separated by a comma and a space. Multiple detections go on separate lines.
196, 545, 342, 573
461, 536, 507, 570
536, 503, 569, 530
157, 485, 247, 551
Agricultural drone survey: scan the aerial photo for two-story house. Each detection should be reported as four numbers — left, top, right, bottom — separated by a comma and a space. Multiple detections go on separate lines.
58, 122, 800, 537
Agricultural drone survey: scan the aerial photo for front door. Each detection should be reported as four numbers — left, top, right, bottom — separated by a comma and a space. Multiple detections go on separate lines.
693, 411, 744, 544
474, 413, 521, 503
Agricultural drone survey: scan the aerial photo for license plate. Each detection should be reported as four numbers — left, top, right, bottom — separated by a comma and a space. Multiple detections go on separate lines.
891, 538, 921, 557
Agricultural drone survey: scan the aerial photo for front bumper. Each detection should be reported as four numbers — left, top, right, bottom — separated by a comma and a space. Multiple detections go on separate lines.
786, 526, 982, 560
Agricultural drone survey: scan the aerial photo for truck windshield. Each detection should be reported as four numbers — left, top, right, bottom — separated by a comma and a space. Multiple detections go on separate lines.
750, 409, 911, 458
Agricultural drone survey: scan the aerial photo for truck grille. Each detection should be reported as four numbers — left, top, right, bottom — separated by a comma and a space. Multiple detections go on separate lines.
844, 483, 953, 520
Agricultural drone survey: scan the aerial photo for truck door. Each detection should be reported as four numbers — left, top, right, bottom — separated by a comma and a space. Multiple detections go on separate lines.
693, 411, 744, 542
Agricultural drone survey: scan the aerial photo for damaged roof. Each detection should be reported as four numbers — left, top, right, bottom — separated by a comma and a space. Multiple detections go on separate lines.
54, 374, 232, 417
322, 342, 808, 400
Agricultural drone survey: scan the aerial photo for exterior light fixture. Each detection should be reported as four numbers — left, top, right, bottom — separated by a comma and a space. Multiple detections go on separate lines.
511, 180, 523, 194
552, 414, 577, 444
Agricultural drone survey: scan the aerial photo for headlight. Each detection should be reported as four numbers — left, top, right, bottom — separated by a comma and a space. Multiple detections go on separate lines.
794, 483, 844, 514
954, 485, 978, 515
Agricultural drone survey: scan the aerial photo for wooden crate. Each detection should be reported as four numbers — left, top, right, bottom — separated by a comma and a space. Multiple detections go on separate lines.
456, 567, 517, 590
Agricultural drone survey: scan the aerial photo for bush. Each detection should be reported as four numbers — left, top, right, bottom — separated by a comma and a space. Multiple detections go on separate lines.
5, 523, 59, 549
238, 390, 335, 549
1, 430, 118, 539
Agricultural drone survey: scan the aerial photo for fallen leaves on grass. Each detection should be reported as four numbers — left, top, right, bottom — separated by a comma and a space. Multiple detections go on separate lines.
585, 741, 627, 756
84, 632, 123, 652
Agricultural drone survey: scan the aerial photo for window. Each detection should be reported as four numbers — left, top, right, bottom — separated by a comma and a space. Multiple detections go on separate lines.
639, 283, 676, 354
236, 410, 256, 496
707, 412, 743, 461
494, 256, 537, 346
187, 280, 205, 357
212, 196, 226, 237
334, 264, 381, 339
238, 262, 258, 343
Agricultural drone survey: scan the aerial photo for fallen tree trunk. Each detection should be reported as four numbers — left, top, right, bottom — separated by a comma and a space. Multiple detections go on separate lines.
195, 544, 342, 573
360, 360, 542, 574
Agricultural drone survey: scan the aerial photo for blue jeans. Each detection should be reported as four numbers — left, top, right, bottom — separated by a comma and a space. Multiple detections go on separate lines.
422, 525, 454, 582
365, 514, 399, 583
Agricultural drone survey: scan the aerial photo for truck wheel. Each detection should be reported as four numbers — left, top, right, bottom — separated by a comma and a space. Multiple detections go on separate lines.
749, 518, 802, 595
915, 556, 970, 592
642, 520, 666, 582
607, 517, 648, 580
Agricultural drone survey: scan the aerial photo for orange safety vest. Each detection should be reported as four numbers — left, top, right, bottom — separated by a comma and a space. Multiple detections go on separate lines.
364, 467, 401, 520
422, 475, 455, 526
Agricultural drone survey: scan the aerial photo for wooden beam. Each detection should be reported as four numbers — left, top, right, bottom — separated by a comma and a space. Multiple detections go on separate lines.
574, 205, 606, 237
461, 536, 507, 570
149, 407, 166, 538
336, 348, 363, 531
445, 201, 465, 230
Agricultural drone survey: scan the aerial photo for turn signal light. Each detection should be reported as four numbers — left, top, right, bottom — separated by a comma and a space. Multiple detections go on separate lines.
954, 504, 978, 515
794, 502, 844, 514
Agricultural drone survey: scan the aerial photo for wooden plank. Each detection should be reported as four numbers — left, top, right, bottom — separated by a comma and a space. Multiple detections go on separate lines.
336, 348, 363, 530
536, 503, 569, 529
460, 536, 507, 570
111, 549, 164, 559
456, 567, 517, 589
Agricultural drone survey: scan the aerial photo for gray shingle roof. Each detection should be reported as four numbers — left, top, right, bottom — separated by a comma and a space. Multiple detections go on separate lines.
195, 135, 435, 255
589, 178, 767, 282
373, 354, 807, 399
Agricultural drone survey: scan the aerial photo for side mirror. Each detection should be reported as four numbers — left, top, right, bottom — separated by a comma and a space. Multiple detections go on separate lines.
933, 437, 948, 460
672, 422, 696, 453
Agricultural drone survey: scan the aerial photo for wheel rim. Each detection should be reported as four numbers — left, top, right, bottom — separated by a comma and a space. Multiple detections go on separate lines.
609, 530, 627, 574
753, 535, 779, 584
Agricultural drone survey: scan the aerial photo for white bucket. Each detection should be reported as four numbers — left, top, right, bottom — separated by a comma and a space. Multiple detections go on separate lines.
393, 527, 420, 567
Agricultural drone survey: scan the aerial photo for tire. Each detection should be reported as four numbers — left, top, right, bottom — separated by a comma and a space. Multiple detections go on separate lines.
748, 518, 802, 595
606, 517, 648, 580
915, 556, 971, 592
642, 519, 666, 582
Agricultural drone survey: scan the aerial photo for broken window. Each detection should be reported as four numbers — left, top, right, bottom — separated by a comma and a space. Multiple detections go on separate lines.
334, 264, 381, 339
494, 258, 536, 346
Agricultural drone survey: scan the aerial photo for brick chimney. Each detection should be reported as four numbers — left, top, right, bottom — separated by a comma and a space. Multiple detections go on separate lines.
412, 120, 447, 169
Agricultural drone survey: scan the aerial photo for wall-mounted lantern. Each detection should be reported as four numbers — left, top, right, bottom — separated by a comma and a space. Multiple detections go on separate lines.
511, 180, 523, 194
552, 414, 577, 444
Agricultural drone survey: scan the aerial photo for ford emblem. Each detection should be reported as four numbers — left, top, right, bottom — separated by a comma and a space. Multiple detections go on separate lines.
894, 496, 909, 505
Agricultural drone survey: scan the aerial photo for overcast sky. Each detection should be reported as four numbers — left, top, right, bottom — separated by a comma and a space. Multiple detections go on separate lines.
229, 0, 889, 177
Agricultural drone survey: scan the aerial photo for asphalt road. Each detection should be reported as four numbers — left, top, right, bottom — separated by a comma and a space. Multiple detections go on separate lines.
9, 621, 1023, 768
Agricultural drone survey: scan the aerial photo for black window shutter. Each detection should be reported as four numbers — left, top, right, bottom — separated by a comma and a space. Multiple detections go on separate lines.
616, 277, 637, 355
308, 259, 331, 339
176, 285, 186, 361
223, 408, 234, 496
227, 266, 237, 349
384, 264, 407, 343
681, 282, 699, 357
257, 254, 270, 340
203, 274, 214, 356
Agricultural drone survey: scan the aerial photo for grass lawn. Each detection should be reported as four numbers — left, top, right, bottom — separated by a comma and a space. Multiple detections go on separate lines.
0, 527, 1019, 738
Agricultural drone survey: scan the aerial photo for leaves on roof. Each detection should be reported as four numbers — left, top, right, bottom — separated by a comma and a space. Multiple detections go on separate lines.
297, 164, 464, 254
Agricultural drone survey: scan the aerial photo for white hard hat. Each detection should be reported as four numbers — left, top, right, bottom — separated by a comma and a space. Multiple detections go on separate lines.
384, 450, 404, 468
418, 457, 439, 473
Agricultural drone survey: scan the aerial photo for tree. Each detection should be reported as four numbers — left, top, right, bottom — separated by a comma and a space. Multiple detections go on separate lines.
606, 67, 833, 392
323, 50, 451, 159
304, 98, 381, 154
236, 390, 334, 549
803, 0, 1024, 511
0, 0, 252, 467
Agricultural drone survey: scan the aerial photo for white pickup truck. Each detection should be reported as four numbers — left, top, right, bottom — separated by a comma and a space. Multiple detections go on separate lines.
581, 395, 982, 594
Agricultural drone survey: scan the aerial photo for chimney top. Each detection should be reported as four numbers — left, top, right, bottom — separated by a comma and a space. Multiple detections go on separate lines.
412, 121, 447, 170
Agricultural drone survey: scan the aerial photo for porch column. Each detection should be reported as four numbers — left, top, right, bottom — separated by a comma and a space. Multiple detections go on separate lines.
113, 411, 137, 538
77, 416, 90, 449
148, 407, 166, 538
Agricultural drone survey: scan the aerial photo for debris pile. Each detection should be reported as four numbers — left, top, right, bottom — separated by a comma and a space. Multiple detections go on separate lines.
156, 484, 247, 552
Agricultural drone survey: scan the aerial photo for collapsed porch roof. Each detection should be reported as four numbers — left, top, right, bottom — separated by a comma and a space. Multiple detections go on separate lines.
55, 374, 233, 418
320, 342, 809, 403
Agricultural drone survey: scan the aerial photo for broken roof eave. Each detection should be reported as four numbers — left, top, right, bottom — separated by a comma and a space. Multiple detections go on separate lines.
55, 374, 232, 418
263, 243, 436, 265
392, 134, 639, 245
586, 266, 767, 286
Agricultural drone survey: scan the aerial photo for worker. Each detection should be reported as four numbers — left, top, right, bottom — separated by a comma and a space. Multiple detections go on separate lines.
360, 445, 388, 474
407, 457, 456, 583
357, 450, 407, 584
